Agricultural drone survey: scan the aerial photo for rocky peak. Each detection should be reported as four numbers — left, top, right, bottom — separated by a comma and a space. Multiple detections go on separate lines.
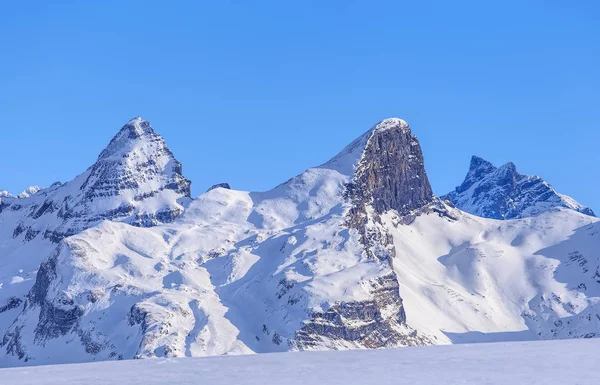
344, 118, 434, 257
458, 156, 496, 193
446, 156, 595, 219
207, 183, 231, 192
353, 118, 434, 216
81, 117, 191, 200
98, 117, 156, 160
3, 117, 192, 243
469, 155, 495, 171
65, 117, 191, 229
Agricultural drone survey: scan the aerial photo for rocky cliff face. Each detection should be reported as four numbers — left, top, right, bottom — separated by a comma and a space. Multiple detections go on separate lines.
445, 156, 595, 219
294, 270, 431, 349
351, 118, 434, 217
345, 118, 434, 253
296, 118, 434, 349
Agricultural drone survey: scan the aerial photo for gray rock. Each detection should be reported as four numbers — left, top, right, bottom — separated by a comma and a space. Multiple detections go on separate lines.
296, 119, 434, 349
207, 183, 231, 192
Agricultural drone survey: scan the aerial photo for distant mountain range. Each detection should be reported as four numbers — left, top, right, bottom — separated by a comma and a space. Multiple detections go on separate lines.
0, 117, 598, 367
445, 155, 595, 219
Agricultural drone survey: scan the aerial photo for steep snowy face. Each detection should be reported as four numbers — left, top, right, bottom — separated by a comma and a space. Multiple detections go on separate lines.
445, 156, 595, 219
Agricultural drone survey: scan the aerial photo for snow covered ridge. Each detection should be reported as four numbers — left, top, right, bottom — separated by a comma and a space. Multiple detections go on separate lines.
0, 116, 599, 368
445, 155, 595, 219
0, 187, 42, 201
1, 339, 599, 385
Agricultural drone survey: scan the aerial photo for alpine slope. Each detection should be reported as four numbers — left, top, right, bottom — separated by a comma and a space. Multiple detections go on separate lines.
0, 117, 598, 367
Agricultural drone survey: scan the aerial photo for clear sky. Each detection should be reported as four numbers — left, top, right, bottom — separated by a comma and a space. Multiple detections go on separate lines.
1, 1, 599, 211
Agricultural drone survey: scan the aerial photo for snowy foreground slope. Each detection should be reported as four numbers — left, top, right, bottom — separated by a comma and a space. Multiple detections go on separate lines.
1, 339, 599, 385
1, 117, 599, 368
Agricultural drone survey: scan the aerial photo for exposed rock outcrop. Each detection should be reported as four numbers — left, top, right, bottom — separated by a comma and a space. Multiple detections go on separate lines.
295, 118, 434, 349
207, 183, 231, 192
345, 119, 434, 252
295, 271, 431, 349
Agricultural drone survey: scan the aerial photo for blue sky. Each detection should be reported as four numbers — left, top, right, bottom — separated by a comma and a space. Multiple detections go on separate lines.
1, 1, 599, 211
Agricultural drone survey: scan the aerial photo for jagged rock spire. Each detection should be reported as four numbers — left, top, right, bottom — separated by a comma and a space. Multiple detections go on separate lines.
346, 118, 434, 218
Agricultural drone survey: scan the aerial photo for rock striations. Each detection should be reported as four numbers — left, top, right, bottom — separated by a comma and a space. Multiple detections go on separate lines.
2, 117, 190, 243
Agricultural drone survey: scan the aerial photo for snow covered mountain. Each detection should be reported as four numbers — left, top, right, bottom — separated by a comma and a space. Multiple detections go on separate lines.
0, 117, 191, 363
0, 117, 599, 368
0, 187, 43, 202
445, 156, 595, 219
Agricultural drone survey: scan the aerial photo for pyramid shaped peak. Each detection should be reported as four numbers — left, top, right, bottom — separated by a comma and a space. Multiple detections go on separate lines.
97, 117, 161, 161
469, 156, 496, 172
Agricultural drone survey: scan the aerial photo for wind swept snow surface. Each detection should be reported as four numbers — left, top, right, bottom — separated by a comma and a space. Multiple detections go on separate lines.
1, 339, 599, 385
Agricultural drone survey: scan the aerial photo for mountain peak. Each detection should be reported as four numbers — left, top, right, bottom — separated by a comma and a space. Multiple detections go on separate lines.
322, 117, 415, 176
469, 155, 496, 173
2, 118, 192, 240
85, 117, 191, 207
207, 183, 231, 192
447, 157, 595, 219
346, 117, 434, 220
373, 118, 410, 134
456, 156, 497, 194
498, 161, 517, 173
123, 116, 152, 137
0, 190, 15, 198
97, 117, 158, 161
17, 186, 42, 199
